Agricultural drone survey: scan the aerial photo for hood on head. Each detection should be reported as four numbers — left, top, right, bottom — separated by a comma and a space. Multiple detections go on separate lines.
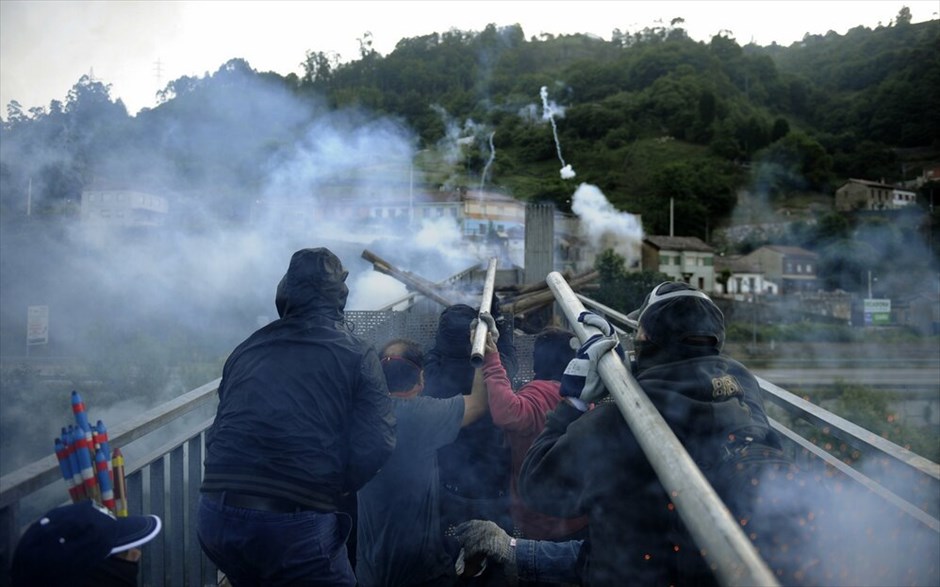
275, 248, 349, 319
433, 304, 477, 357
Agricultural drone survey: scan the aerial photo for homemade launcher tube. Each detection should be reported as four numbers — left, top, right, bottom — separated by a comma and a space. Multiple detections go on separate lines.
546, 271, 780, 587
470, 257, 499, 368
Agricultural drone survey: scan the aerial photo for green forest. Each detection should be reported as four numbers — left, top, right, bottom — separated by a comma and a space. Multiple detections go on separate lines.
2, 8, 939, 281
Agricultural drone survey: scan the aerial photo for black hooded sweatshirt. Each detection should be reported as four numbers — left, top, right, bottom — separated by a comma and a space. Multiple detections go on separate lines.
424, 303, 518, 500
201, 248, 396, 511
520, 355, 803, 587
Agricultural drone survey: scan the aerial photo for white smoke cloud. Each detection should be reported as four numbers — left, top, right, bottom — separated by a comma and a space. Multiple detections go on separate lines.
0, 72, 495, 476
347, 271, 408, 310
571, 183, 643, 264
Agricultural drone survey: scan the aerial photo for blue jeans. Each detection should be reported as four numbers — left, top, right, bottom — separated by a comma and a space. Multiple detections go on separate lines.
515, 539, 583, 585
197, 494, 355, 587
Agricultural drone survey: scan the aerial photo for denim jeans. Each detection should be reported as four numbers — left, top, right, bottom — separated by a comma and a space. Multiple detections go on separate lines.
197, 494, 355, 587
515, 539, 583, 585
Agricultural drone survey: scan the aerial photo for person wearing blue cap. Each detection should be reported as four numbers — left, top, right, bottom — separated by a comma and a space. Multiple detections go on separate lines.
519, 281, 826, 586
10, 499, 162, 587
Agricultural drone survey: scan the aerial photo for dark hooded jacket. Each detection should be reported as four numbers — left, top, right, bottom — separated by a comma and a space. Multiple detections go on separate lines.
201, 248, 396, 511
424, 303, 518, 500
520, 354, 796, 586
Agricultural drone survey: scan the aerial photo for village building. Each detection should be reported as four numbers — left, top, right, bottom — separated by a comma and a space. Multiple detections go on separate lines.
835, 178, 917, 211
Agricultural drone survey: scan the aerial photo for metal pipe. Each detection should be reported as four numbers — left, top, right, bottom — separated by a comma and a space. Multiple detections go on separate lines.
546, 271, 779, 587
470, 258, 499, 368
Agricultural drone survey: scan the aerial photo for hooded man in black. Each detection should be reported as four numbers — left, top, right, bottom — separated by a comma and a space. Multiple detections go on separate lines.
424, 300, 518, 552
197, 247, 396, 587
520, 282, 825, 586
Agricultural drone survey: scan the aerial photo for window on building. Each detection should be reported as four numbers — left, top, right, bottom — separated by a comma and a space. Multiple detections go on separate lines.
786, 262, 793, 273
796, 264, 802, 273
674, 256, 681, 265
806, 264, 813, 273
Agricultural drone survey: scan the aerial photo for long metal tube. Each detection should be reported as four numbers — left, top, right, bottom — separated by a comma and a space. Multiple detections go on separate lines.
546, 272, 779, 587
470, 257, 499, 368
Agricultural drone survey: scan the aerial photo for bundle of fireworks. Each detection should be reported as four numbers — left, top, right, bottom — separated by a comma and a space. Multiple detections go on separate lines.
53, 390, 128, 517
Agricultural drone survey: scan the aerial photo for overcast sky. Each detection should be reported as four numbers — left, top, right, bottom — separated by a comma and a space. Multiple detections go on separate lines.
1, 1, 937, 117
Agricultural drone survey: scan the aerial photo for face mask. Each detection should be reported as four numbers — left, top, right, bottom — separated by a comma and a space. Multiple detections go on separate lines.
632, 339, 660, 374
87, 555, 140, 586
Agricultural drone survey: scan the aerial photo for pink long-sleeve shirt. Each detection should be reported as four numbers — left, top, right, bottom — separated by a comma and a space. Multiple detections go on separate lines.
482, 352, 588, 540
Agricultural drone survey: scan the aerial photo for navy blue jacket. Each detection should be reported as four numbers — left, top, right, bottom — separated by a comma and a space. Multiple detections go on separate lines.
202, 248, 396, 511
520, 355, 801, 586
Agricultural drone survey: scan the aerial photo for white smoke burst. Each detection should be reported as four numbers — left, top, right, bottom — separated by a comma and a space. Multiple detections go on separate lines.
571, 183, 642, 264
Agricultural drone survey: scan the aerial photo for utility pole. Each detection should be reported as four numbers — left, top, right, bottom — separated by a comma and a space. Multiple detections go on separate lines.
669, 197, 674, 237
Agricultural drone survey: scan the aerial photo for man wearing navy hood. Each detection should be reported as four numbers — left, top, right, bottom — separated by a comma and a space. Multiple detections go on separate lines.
197, 247, 396, 586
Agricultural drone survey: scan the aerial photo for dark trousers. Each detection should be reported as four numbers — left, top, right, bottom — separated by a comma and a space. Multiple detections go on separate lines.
197, 494, 355, 587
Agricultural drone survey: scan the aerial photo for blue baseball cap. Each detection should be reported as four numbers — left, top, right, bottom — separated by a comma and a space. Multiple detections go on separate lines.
11, 500, 161, 586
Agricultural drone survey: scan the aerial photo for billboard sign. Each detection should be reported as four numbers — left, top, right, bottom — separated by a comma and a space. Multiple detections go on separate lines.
27, 305, 49, 345
863, 298, 891, 326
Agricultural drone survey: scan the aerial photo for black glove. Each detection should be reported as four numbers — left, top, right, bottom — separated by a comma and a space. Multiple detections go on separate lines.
455, 520, 515, 574
560, 312, 622, 403
489, 291, 503, 323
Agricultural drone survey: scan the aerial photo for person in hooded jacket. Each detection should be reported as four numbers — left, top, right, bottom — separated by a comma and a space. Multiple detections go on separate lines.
519, 282, 825, 587
480, 326, 589, 542
197, 247, 396, 587
423, 300, 518, 565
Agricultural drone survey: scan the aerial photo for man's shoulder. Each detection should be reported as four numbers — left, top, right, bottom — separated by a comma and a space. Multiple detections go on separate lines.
399, 394, 463, 416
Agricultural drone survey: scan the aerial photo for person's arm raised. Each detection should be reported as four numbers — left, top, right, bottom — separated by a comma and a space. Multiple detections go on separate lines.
461, 361, 489, 427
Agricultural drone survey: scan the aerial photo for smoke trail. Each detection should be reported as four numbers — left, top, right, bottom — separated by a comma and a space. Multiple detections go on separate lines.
478, 131, 496, 197
540, 86, 576, 180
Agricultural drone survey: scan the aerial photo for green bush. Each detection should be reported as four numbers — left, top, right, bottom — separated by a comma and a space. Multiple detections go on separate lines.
795, 381, 939, 463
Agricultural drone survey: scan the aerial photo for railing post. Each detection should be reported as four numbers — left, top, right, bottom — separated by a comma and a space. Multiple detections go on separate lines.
150, 459, 166, 587
187, 436, 205, 586
169, 446, 185, 585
